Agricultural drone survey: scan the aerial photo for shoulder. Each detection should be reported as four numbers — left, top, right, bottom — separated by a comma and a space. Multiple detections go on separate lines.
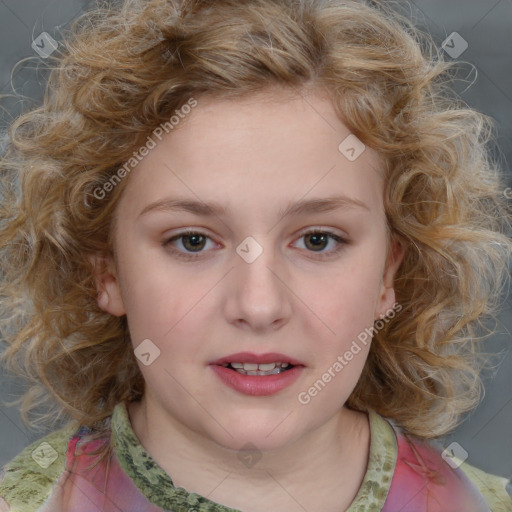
459, 461, 512, 512
0, 423, 78, 512
383, 420, 511, 511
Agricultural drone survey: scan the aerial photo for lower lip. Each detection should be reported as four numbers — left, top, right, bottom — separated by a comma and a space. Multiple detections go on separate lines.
209, 365, 304, 396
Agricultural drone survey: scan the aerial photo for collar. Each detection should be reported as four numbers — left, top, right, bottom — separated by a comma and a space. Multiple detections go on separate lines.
111, 401, 397, 511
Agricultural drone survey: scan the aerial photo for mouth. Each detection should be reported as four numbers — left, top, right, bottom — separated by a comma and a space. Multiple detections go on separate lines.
209, 352, 304, 377
209, 352, 305, 396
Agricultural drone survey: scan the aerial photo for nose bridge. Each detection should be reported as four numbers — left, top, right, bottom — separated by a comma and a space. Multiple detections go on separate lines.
227, 233, 291, 330
236, 234, 280, 296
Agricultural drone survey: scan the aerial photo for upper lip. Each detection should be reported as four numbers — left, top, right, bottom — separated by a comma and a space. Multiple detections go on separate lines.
210, 352, 304, 366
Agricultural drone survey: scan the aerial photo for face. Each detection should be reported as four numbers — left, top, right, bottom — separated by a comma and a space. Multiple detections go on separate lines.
95, 89, 403, 452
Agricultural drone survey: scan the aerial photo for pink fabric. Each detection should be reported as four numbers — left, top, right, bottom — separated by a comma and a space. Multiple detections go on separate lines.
38, 435, 165, 512
29, 419, 492, 511
383, 432, 490, 511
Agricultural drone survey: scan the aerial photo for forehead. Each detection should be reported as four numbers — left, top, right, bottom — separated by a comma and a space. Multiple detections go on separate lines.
116, 89, 386, 221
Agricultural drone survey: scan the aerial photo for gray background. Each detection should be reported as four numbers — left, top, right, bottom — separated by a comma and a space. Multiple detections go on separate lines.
0, 0, 511, 481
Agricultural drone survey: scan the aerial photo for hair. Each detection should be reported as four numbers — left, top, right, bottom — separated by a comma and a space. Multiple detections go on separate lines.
1, 0, 511, 467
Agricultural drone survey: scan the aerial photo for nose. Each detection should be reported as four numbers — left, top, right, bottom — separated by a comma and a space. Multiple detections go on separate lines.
224, 241, 293, 334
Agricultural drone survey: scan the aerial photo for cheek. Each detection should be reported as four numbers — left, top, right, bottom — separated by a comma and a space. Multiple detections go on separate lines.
117, 257, 223, 361
296, 260, 383, 400
115, 249, 194, 341
306, 259, 383, 332
300, 283, 375, 407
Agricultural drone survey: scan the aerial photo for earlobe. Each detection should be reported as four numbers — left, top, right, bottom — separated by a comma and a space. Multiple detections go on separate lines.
375, 236, 405, 320
89, 253, 126, 317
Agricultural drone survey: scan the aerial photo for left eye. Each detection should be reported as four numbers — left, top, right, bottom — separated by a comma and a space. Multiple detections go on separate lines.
163, 231, 214, 257
294, 230, 347, 256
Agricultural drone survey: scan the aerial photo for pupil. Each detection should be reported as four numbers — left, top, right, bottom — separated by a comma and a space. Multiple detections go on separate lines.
306, 233, 327, 251
184, 234, 205, 252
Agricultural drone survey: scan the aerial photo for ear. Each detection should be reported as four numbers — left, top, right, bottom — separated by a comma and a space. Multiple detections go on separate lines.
375, 235, 405, 320
89, 253, 126, 317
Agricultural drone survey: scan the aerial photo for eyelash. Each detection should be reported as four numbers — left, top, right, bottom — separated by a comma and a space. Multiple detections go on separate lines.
162, 228, 349, 261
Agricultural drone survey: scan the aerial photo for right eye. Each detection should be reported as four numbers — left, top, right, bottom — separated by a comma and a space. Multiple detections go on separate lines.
162, 230, 219, 260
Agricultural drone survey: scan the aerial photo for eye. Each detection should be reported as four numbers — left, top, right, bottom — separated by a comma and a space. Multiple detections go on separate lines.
293, 229, 348, 258
162, 230, 217, 260
162, 228, 349, 261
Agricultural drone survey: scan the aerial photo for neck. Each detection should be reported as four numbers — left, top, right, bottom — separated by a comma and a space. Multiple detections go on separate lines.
128, 397, 370, 512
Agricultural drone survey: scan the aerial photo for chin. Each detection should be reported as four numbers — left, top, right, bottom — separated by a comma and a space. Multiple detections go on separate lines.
202, 417, 303, 454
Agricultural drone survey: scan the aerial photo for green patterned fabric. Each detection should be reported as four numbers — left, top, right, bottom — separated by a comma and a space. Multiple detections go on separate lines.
459, 462, 512, 512
0, 423, 75, 512
1, 402, 511, 511
111, 402, 223, 511
112, 402, 512, 511
344, 409, 396, 511
111, 403, 398, 512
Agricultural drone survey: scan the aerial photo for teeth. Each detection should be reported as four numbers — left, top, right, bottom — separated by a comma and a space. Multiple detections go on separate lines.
225, 361, 293, 376
258, 363, 276, 371
245, 368, 281, 376
229, 362, 290, 370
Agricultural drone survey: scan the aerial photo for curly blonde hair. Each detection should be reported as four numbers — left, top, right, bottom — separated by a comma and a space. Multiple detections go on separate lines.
1, 0, 511, 463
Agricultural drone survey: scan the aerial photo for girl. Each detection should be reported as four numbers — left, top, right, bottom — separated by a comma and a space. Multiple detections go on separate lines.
1, 0, 511, 510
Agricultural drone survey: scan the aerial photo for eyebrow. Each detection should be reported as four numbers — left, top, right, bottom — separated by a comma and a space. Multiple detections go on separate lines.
138, 195, 370, 219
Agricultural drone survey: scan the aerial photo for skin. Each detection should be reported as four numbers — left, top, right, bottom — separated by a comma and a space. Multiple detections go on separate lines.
94, 88, 404, 512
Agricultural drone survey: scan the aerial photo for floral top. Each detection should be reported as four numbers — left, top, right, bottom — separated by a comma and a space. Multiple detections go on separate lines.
0, 402, 510, 512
